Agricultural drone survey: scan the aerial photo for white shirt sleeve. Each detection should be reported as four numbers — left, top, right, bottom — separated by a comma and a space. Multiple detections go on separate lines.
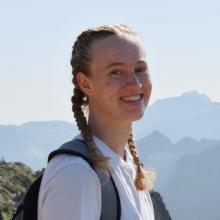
38, 155, 101, 220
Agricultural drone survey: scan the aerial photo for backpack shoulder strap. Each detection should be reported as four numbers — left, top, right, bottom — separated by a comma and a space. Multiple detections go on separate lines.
48, 139, 94, 168
100, 174, 121, 220
150, 191, 172, 220
11, 174, 43, 220
48, 139, 121, 220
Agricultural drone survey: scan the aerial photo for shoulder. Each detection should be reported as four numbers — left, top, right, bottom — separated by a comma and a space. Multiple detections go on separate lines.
38, 155, 102, 220
40, 154, 100, 192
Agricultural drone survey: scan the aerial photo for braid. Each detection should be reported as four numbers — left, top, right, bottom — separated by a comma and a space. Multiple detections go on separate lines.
70, 24, 137, 170
71, 86, 109, 170
128, 133, 156, 191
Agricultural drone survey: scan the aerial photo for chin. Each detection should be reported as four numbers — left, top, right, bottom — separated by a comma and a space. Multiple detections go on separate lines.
123, 112, 145, 122
132, 115, 144, 122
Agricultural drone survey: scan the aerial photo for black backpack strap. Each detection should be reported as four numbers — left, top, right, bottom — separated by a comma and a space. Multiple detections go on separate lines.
110, 175, 121, 220
150, 191, 172, 220
48, 139, 91, 162
48, 139, 121, 220
99, 173, 121, 220
11, 174, 43, 220
48, 149, 94, 168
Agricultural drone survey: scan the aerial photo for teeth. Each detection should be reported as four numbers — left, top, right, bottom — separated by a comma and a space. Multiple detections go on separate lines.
121, 95, 141, 101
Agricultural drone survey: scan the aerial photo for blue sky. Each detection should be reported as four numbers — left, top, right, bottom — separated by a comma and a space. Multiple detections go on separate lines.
0, 0, 219, 124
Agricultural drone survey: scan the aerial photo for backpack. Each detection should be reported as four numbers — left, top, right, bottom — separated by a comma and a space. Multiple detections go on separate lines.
11, 139, 172, 220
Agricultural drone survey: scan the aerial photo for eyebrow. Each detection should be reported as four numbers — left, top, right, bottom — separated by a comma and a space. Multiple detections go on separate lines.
104, 62, 125, 70
104, 60, 148, 70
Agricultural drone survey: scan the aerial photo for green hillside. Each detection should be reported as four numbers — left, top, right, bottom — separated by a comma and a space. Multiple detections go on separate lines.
0, 160, 40, 220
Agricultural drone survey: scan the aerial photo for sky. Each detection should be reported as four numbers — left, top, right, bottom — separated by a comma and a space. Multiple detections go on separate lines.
0, 0, 219, 125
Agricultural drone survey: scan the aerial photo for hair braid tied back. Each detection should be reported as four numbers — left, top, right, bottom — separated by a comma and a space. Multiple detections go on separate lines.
128, 133, 156, 191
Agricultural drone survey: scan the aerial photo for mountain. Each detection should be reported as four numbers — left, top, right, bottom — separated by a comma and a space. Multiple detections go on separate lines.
0, 160, 39, 220
1, 90, 220, 170
134, 90, 220, 142
161, 144, 220, 220
0, 121, 78, 170
137, 132, 220, 220
136, 131, 220, 188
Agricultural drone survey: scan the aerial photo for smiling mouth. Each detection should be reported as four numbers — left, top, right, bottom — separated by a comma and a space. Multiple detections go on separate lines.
120, 94, 143, 102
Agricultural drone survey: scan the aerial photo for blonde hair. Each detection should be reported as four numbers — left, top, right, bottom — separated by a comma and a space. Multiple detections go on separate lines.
70, 24, 155, 191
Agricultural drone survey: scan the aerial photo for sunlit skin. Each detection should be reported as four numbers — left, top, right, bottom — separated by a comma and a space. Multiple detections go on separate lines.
77, 35, 152, 158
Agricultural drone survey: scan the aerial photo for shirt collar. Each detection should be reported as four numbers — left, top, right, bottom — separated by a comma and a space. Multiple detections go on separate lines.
74, 133, 133, 168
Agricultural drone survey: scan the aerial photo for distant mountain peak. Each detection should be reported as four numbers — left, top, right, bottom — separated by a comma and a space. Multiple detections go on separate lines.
150, 130, 168, 138
147, 130, 173, 145
175, 136, 199, 145
181, 90, 211, 103
151, 90, 211, 108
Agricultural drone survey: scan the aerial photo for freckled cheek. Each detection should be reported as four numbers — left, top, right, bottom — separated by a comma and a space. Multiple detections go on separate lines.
141, 77, 152, 92
105, 80, 123, 88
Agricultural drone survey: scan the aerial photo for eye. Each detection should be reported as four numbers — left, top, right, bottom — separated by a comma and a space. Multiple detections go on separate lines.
135, 66, 147, 74
109, 69, 123, 78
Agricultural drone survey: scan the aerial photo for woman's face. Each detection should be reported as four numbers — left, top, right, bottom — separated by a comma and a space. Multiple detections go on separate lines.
78, 35, 152, 124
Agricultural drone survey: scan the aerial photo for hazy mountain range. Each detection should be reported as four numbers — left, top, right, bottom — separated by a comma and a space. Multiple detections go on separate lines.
1, 90, 220, 170
134, 90, 220, 142
0, 90, 220, 220
137, 131, 220, 220
137, 131, 220, 188
0, 121, 77, 170
1, 131, 219, 220
162, 144, 220, 220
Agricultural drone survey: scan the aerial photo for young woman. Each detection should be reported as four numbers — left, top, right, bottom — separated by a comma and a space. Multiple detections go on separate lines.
38, 24, 158, 220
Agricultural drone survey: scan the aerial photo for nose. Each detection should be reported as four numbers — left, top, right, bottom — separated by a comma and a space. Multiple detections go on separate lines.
124, 73, 142, 89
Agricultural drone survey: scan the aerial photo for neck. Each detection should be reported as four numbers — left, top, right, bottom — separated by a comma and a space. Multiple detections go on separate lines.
88, 113, 132, 159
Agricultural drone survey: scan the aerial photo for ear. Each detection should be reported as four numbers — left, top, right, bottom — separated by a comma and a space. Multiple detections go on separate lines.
76, 72, 93, 96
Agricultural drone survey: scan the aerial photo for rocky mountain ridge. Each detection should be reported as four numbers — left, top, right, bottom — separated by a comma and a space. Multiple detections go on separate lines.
0, 160, 40, 220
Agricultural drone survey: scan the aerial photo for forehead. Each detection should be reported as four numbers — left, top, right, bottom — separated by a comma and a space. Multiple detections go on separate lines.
89, 35, 147, 71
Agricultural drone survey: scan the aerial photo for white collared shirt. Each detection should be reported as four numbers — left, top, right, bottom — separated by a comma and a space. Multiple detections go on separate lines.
38, 134, 155, 220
